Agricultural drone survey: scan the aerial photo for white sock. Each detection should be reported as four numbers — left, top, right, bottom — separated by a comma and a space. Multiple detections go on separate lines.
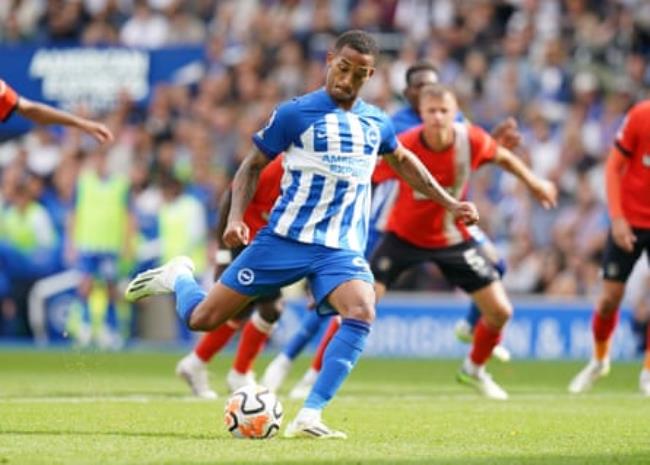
302, 367, 319, 383
463, 357, 481, 376
273, 352, 292, 366
188, 351, 206, 369
296, 407, 321, 424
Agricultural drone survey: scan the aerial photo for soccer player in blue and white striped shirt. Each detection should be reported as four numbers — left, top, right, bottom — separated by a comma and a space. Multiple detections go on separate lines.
125, 30, 478, 439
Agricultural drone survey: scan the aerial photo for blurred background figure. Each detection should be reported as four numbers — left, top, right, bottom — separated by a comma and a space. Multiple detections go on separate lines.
0, 0, 648, 350
66, 148, 135, 349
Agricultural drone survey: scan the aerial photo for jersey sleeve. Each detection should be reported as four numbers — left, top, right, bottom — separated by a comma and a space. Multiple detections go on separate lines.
614, 104, 642, 157
252, 100, 299, 159
468, 124, 498, 169
377, 115, 399, 155
0, 80, 19, 122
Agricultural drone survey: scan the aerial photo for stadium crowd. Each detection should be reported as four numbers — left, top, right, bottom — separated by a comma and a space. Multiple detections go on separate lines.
1, 0, 650, 339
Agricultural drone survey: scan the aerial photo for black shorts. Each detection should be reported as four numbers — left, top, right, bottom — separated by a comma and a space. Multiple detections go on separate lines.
370, 232, 499, 293
602, 227, 650, 282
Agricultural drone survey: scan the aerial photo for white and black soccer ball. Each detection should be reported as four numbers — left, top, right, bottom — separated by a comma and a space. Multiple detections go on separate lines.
224, 385, 283, 439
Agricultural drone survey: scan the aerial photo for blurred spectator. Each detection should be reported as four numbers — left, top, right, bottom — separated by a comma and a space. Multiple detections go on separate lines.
2, 0, 650, 345
119, 0, 169, 48
67, 148, 135, 348
0, 172, 59, 337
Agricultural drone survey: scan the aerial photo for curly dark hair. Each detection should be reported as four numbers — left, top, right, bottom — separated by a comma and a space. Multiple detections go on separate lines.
334, 30, 379, 57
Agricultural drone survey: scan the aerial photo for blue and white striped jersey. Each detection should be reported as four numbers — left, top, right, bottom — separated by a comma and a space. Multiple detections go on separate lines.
252, 88, 398, 253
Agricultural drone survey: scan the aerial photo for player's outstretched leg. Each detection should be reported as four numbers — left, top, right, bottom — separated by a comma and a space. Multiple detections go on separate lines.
457, 282, 511, 400
261, 311, 329, 392
289, 316, 341, 399
126, 255, 254, 331
568, 281, 623, 393
176, 320, 241, 399
227, 306, 279, 391
284, 281, 374, 439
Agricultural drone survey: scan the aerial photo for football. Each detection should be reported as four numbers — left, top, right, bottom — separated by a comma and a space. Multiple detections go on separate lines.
224, 385, 283, 439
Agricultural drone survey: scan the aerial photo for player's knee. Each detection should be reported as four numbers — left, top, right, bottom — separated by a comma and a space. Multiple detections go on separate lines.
598, 291, 624, 316
489, 301, 513, 328
339, 300, 375, 323
188, 309, 219, 332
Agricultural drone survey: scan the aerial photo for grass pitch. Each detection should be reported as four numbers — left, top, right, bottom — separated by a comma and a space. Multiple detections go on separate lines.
1, 350, 649, 465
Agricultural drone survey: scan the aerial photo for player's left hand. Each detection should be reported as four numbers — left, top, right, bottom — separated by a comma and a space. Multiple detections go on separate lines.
80, 119, 114, 144
223, 220, 250, 248
531, 179, 558, 209
452, 201, 479, 225
492, 117, 522, 150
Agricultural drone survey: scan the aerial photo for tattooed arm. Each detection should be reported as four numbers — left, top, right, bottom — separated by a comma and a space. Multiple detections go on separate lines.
222, 148, 271, 247
383, 143, 479, 224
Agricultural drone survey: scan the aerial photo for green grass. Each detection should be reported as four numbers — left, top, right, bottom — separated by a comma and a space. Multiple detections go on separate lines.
1, 351, 649, 465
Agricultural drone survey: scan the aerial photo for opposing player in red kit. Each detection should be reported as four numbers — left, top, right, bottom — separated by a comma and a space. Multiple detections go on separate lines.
569, 100, 650, 396
0, 79, 112, 143
370, 84, 557, 399
176, 156, 285, 398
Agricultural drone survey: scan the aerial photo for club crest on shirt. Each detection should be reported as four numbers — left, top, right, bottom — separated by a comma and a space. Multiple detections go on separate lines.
365, 126, 379, 146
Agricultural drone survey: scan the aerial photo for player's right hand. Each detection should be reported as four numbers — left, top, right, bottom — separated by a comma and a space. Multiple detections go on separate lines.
531, 179, 558, 209
612, 217, 636, 252
80, 120, 114, 144
223, 221, 250, 248
452, 201, 479, 225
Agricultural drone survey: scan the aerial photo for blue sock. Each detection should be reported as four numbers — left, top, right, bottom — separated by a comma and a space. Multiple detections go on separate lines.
304, 318, 370, 410
174, 274, 206, 326
466, 303, 481, 330
283, 311, 329, 360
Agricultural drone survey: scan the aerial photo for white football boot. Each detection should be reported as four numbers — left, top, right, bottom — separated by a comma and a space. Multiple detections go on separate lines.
260, 353, 293, 392
284, 409, 347, 439
492, 344, 512, 363
454, 320, 473, 344
457, 359, 509, 400
288, 367, 319, 400
639, 369, 650, 396
176, 353, 217, 399
226, 368, 256, 392
568, 359, 610, 394
124, 256, 195, 302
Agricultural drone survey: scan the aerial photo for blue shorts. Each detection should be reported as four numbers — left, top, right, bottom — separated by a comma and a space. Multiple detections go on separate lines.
77, 252, 119, 282
219, 229, 374, 315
